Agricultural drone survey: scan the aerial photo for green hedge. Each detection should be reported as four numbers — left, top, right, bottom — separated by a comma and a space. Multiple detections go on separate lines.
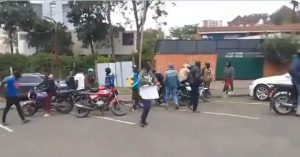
0, 53, 132, 80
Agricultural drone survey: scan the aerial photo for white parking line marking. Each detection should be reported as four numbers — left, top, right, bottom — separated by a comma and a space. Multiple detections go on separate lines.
92, 116, 136, 125
214, 100, 265, 105
178, 110, 259, 120
0, 124, 14, 132
203, 111, 259, 120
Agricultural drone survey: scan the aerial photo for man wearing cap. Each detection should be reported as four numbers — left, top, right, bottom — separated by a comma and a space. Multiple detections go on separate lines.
163, 65, 180, 110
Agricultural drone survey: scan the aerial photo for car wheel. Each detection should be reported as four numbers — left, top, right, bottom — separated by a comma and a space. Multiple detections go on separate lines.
254, 84, 269, 101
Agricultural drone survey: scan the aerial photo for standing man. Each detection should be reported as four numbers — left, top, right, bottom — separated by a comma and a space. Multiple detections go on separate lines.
139, 61, 158, 127
131, 65, 139, 111
163, 65, 180, 110
187, 63, 201, 113
202, 62, 213, 95
289, 52, 300, 116
1, 70, 30, 125
42, 74, 56, 117
66, 71, 76, 90
179, 64, 190, 82
105, 67, 115, 89
223, 61, 235, 94
85, 68, 96, 89
74, 70, 85, 91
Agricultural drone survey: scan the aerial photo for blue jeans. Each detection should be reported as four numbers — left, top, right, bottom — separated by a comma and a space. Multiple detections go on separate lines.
141, 99, 151, 123
164, 87, 179, 107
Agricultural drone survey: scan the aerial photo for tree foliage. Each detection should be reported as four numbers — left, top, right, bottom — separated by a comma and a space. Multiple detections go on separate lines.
27, 20, 73, 55
169, 24, 198, 40
0, 1, 37, 54
120, 1, 173, 52
262, 35, 300, 64
142, 29, 164, 59
67, 1, 108, 54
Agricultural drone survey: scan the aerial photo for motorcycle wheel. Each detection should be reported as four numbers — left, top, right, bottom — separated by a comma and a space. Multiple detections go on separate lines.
74, 100, 91, 118
22, 102, 38, 117
272, 93, 293, 115
110, 101, 127, 116
56, 97, 74, 114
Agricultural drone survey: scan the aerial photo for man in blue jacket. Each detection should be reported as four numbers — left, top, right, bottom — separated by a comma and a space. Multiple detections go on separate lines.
163, 65, 180, 110
290, 52, 300, 116
105, 67, 115, 89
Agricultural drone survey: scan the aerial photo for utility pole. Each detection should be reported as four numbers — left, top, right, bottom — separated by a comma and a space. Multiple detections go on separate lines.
138, 0, 147, 71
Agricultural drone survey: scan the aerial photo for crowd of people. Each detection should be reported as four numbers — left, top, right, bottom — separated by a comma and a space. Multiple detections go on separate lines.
0, 61, 236, 127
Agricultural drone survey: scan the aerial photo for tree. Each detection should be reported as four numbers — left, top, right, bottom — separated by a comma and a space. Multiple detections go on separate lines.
0, 1, 37, 54
142, 29, 164, 59
99, 1, 126, 60
291, 0, 299, 22
27, 20, 73, 55
262, 35, 300, 64
169, 24, 198, 40
67, 1, 108, 54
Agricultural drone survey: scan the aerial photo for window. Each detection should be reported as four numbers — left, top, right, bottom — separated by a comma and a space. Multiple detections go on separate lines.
122, 32, 134, 46
19, 76, 43, 84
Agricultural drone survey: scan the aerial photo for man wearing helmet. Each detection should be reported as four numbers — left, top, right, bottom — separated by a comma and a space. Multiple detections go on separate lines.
105, 67, 115, 89
85, 68, 96, 88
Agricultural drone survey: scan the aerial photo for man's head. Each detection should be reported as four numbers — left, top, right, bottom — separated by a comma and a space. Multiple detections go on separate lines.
195, 62, 201, 69
13, 70, 21, 80
105, 67, 111, 75
168, 64, 174, 70
142, 61, 151, 72
205, 62, 210, 68
88, 68, 94, 74
132, 65, 138, 73
48, 74, 54, 80
226, 61, 232, 67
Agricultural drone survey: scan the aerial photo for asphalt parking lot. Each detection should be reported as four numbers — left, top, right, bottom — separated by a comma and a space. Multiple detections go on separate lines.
1, 96, 300, 157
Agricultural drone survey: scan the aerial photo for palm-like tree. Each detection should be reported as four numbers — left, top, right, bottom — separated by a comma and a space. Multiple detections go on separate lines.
291, 0, 299, 22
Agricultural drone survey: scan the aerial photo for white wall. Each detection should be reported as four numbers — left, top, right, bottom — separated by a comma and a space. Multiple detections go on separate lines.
17, 32, 36, 56
96, 61, 133, 87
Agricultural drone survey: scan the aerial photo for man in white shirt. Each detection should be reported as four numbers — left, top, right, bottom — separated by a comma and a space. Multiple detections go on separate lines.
74, 72, 85, 91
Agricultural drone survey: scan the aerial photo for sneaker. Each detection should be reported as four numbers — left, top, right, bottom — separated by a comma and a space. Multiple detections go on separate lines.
139, 122, 145, 127
22, 119, 30, 124
143, 122, 149, 125
43, 113, 50, 117
193, 110, 201, 113
131, 107, 137, 112
175, 106, 179, 110
2, 122, 9, 126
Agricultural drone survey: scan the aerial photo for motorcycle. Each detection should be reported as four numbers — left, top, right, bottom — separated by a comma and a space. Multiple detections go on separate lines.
21, 86, 74, 117
178, 82, 210, 106
269, 83, 298, 115
73, 85, 127, 118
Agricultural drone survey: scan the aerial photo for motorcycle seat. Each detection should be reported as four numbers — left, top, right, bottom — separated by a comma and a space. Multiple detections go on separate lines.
89, 88, 99, 93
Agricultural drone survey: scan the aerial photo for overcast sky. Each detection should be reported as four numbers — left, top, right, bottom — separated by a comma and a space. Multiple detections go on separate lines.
111, 0, 290, 34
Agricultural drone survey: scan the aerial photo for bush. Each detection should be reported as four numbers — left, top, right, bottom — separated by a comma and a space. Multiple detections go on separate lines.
262, 35, 300, 64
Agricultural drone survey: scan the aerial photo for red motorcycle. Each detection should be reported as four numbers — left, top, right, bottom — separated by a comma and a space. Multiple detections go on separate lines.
73, 86, 127, 118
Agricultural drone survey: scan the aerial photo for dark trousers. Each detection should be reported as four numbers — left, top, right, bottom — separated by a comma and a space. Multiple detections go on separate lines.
141, 99, 151, 123
45, 92, 53, 113
2, 96, 25, 123
190, 86, 199, 111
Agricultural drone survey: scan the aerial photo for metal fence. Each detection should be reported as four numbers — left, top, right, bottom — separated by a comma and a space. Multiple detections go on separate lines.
155, 39, 263, 55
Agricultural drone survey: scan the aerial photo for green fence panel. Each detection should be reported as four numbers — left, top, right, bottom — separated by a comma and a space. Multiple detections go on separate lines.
216, 57, 263, 80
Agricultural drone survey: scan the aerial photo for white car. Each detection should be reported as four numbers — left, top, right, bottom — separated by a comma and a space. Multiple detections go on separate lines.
249, 73, 292, 101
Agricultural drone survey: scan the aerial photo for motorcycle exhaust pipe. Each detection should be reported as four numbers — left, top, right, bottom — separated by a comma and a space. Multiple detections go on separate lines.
279, 102, 294, 107
74, 103, 94, 110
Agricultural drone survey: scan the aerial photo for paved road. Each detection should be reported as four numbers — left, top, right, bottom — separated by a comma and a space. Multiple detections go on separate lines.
0, 97, 300, 157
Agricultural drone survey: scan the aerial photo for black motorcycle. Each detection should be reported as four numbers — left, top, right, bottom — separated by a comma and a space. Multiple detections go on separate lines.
178, 83, 210, 106
21, 85, 74, 116
269, 83, 298, 115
